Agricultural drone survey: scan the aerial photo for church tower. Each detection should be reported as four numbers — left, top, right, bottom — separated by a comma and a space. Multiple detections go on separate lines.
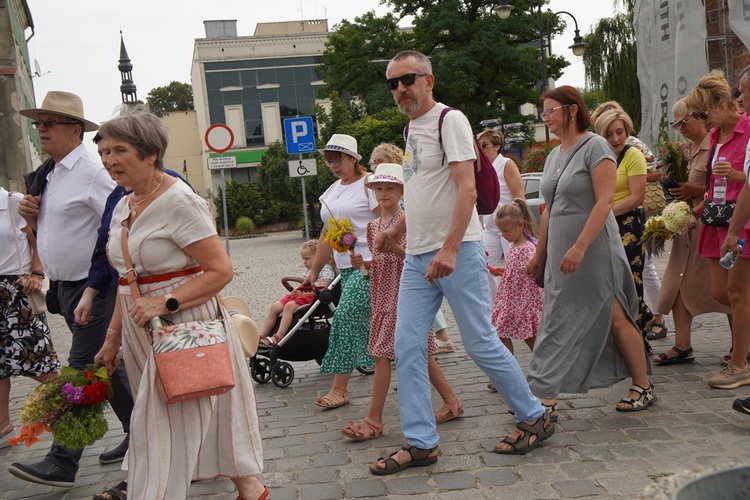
119, 32, 138, 104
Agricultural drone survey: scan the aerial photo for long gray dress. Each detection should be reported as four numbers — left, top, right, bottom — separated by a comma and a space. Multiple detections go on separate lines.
527, 133, 646, 399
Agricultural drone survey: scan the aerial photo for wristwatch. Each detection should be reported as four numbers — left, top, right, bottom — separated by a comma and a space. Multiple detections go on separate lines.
31, 270, 45, 278
165, 294, 179, 313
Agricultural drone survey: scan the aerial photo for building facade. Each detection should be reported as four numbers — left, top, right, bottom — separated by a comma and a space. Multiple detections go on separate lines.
191, 19, 328, 195
0, 0, 40, 191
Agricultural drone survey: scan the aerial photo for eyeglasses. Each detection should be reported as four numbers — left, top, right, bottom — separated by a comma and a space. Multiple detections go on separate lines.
480, 142, 491, 149
385, 73, 428, 91
540, 105, 568, 120
669, 116, 695, 130
324, 158, 343, 167
31, 119, 79, 129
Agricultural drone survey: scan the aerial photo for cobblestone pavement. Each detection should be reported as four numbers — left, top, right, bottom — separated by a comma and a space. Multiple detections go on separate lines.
1, 231, 749, 499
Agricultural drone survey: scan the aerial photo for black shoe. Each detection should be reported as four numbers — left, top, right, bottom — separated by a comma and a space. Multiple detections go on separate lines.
733, 397, 750, 416
8, 459, 76, 488
99, 435, 129, 464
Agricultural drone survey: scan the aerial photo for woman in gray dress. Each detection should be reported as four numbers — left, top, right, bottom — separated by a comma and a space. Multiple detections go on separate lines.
524, 86, 655, 418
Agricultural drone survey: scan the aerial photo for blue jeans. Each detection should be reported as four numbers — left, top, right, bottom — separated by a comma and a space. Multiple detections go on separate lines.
395, 241, 543, 449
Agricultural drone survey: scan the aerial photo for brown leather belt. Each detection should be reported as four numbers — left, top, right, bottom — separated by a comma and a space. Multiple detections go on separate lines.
118, 266, 202, 285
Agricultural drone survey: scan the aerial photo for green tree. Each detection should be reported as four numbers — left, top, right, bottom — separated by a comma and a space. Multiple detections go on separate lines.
146, 81, 194, 113
321, 0, 569, 129
582, 0, 641, 128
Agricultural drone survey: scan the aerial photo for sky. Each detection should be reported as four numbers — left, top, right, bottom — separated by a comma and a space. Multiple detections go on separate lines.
25, 0, 618, 134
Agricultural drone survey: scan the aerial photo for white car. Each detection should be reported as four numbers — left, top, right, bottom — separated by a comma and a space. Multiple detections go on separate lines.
521, 172, 546, 230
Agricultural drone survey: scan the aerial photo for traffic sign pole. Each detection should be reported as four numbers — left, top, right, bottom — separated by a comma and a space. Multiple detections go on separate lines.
300, 153, 310, 240
205, 124, 235, 256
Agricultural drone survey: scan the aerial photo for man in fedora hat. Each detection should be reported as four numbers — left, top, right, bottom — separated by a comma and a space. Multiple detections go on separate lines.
11, 91, 135, 487
369, 51, 552, 475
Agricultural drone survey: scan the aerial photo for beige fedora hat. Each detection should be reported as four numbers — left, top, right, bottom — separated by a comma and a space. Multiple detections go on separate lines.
318, 133, 362, 161
366, 163, 404, 187
20, 91, 99, 132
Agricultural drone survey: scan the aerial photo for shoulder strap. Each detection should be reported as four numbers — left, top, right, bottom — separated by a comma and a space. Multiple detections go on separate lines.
402, 106, 455, 151
547, 135, 593, 213
120, 229, 142, 300
705, 145, 717, 191
615, 144, 632, 166
7, 192, 25, 275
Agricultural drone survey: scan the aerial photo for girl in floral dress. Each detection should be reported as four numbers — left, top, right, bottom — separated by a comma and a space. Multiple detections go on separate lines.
341, 164, 462, 441
491, 198, 544, 357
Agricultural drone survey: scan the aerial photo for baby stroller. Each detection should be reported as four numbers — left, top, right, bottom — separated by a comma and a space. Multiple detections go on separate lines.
251, 273, 374, 388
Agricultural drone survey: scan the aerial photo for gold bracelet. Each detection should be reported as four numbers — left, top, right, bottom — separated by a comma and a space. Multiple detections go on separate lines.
106, 328, 120, 336
572, 246, 585, 257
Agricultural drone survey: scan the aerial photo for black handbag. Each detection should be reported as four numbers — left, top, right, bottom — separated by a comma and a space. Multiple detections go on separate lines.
701, 146, 734, 226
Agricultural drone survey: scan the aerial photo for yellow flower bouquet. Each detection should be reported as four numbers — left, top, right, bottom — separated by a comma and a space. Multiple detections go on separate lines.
642, 215, 673, 258
321, 201, 368, 277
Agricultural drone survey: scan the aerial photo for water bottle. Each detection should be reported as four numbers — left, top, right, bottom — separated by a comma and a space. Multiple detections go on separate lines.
713, 157, 728, 205
720, 238, 745, 269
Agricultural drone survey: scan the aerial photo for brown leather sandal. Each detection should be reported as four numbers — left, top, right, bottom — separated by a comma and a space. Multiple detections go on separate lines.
370, 444, 439, 475
314, 390, 350, 409
494, 411, 555, 455
433, 400, 464, 423
341, 417, 384, 441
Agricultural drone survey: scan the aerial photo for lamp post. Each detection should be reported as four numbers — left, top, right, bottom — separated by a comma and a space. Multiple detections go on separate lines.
495, 0, 588, 141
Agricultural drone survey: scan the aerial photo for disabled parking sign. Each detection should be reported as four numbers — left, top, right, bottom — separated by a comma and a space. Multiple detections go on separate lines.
284, 117, 315, 155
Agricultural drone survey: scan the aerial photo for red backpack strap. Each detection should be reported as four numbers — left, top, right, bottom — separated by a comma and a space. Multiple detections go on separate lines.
437, 107, 454, 148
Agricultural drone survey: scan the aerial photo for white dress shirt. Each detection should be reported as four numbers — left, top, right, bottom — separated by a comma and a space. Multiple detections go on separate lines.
36, 143, 115, 281
0, 188, 32, 275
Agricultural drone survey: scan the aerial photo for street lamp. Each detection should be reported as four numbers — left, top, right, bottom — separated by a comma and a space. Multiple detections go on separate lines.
495, 0, 588, 141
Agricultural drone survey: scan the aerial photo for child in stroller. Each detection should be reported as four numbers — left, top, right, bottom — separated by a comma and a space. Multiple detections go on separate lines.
259, 240, 335, 347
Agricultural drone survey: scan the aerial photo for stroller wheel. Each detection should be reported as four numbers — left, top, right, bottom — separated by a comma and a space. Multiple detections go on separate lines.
356, 365, 375, 376
251, 358, 272, 384
271, 362, 295, 388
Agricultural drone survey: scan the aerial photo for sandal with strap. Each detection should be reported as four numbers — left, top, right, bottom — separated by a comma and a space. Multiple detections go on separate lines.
494, 411, 555, 455
258, 333, 281, 348
646, 322, 668, 341
93, 480, 127, 500
0, 422, 15, 450
542, 402, 559, 422
654, 346, 694, 365
616, 383, 657, 412
434, 400, 464, 424
370, 444, 439, 475
314, 390, 350, 409
341, 417, 384, 441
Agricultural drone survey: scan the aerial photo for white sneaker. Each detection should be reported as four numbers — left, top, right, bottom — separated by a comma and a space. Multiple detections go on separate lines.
434, 338, 454, 355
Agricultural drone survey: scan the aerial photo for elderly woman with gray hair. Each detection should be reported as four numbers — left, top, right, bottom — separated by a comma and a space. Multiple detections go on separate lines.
93, 108, 266, 500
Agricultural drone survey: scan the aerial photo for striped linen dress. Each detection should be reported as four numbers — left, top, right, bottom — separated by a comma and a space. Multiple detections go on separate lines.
108, 181, 263, 499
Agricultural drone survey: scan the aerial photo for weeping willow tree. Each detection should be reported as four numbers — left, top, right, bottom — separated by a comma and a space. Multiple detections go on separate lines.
583, 0, 641, 130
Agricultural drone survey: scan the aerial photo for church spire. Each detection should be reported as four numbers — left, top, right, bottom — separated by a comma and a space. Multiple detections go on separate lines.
119, 31, 137, 104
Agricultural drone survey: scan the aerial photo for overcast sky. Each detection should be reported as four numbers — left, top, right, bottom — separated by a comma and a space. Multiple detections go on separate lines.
26, 0, 617, 132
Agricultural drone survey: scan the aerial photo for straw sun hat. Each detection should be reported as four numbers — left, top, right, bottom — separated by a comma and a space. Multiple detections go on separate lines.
19, 91, 99, 132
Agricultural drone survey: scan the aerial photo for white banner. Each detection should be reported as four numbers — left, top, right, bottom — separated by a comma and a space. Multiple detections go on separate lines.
728, 0, 750, 51
635, 0, 708, 148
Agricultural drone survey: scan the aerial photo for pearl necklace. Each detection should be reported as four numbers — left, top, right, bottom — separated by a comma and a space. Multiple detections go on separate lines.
129, 172, 164, 216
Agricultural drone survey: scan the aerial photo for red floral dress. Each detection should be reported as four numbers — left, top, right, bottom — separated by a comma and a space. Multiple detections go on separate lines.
491, 240, 543, 340
366, 211, 436, 359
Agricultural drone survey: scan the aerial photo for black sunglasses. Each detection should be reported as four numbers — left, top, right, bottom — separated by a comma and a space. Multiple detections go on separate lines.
385, 73, 428, 91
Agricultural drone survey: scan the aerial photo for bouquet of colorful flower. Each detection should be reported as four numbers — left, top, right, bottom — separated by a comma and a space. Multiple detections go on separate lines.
642, 215, 673, 258
9, 365, 113, 449
321, 204, 368, 277
656, 140, 691, 184
661, 200, 695, 235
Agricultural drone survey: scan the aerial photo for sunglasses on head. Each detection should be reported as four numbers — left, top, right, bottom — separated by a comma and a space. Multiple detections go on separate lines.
385, 73, 428, 91
669, 115, 695, 129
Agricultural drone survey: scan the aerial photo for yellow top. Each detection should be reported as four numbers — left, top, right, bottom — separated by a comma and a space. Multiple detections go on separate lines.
614, 146, 647, 204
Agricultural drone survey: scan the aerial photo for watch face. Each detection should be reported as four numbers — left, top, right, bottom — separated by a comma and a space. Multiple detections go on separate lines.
166, 297, 179, 312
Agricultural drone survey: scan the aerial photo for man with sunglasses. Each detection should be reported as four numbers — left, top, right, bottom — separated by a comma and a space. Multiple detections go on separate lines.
370, 51, 551, 476
11, 92, 134, 488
